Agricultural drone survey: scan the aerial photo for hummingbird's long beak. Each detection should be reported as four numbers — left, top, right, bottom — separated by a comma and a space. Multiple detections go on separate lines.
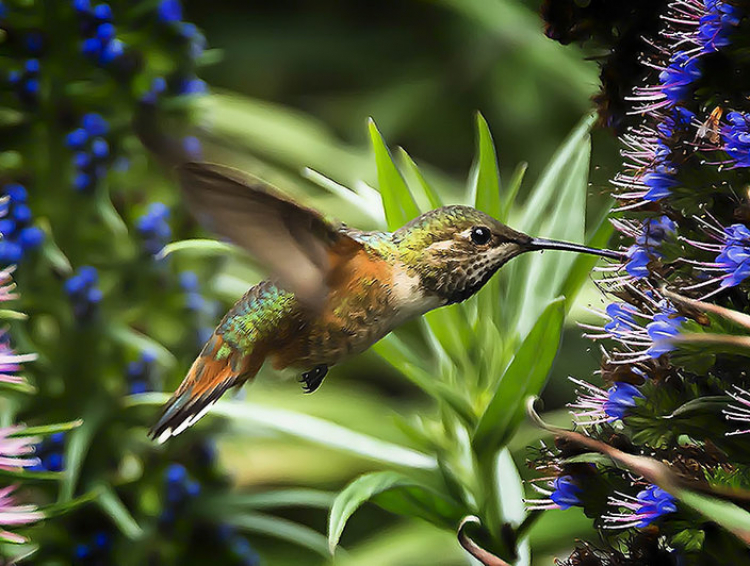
528, 237, 624, 260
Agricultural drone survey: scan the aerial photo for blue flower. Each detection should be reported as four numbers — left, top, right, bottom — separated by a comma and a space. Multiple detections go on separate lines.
643, 165, 678, 202
92, 3, 112, 21
27, 433, 66, 472
603, 383, 644, 419
136, 202, 171, 255
157, 0, 183, 23
722, 111, 750, 167
82, 113, 109, 136
646, 307, 686, 358
605, 485, 677, 528
625, 216, 676, 277
178, 77, 207, 95
699, 0, 741, 53
126, 352, 158, 395
66, 128, 89, 150
65, 266, 103, 321
24, 33, 44, 54
636, 216, 676, 247
658, 52, 702, 105
549, 475, 582, 510
604, 303, 637, 338
182, 135, 202, 158
714, 223, 750, 287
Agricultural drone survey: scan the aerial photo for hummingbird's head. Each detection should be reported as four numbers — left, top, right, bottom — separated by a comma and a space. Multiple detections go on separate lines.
393, 205, 622, 305
392, 205, 533, 305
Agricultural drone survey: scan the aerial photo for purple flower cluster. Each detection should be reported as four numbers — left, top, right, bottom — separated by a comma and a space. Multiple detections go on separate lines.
75, 2, 125, 66
66, 113, 111, 192
0, 185, 44, 265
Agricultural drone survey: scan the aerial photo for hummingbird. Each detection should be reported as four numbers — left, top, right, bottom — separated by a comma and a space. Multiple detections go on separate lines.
150, 162, 622, 443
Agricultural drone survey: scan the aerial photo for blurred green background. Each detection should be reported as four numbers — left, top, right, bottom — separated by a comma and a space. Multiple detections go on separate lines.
171, 1, 620, 564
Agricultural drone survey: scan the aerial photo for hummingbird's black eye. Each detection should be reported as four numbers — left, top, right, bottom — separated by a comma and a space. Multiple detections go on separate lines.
470, 226, 491, 245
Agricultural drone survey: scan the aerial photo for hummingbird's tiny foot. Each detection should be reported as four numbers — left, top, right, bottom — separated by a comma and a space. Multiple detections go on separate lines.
299, 364, 328, 394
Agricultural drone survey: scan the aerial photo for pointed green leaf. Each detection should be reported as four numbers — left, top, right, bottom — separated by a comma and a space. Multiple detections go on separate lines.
128, 393, 437, 470
469, 113, 502, 218
368, 120, 421, 230
97, 485, 143, 540
398, 148, 443, 210
472, 297, 565, 456
157, 238, 238, 260
61, 403, 107, 501
20, 420, 83, 436
499, 161, 527, 222
228, 512, 332, 557
328, 471, 463, 554
108, 325, 177, 369
469, 114, 504, 325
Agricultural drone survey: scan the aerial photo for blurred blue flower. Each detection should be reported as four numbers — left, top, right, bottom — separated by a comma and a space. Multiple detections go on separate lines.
64, 266, 103, 321
182, 135, 202, 158
27, 432, 65, 473
178, 76, 207, 95
126, 351, 158, 395
82, 112, 109, 136
157, 0, 183, 23
136, 202, 171, 255
24, 33, 43, 54
93, 3, 112, 21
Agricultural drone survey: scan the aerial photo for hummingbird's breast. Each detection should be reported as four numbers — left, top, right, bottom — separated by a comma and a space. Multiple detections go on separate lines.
268, 238, 440, 370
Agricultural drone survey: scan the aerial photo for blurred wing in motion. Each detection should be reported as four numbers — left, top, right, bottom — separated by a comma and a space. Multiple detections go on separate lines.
178, 162, 363, 308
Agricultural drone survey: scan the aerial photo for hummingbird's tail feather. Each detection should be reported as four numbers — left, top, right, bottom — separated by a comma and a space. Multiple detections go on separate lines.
149, 334, 261, 444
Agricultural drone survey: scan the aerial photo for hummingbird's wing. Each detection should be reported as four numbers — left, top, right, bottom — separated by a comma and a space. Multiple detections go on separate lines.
177, 162, 363, 309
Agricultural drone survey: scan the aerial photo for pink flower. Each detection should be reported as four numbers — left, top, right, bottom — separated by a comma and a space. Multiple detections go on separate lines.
0, 332, 37, 385
0, 484, 43, 544
0, 426, 40, 470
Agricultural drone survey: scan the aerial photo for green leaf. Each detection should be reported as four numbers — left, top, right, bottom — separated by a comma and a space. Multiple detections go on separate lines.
0, 309, 28, 321
202, 489, 335, 511
558, 209, 614, 302
61, 404, 107, 501
128, 393, 437, 470
502, 114, 594, 334
44, 487, 101, 518
678, 489, 750, 545
97, 485, 144, 540
398, 148, 443, 210
108, 325, 177, 369
499, 161, 527, 222
469, 114, 504, 330
228, 512, 333, 558
368, 119, 421, 230
328, 471, 463, 554
472, 297, 565, 456
157, 238, 239, 260
469, 112, 502, 218
20, 419, 83, 436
